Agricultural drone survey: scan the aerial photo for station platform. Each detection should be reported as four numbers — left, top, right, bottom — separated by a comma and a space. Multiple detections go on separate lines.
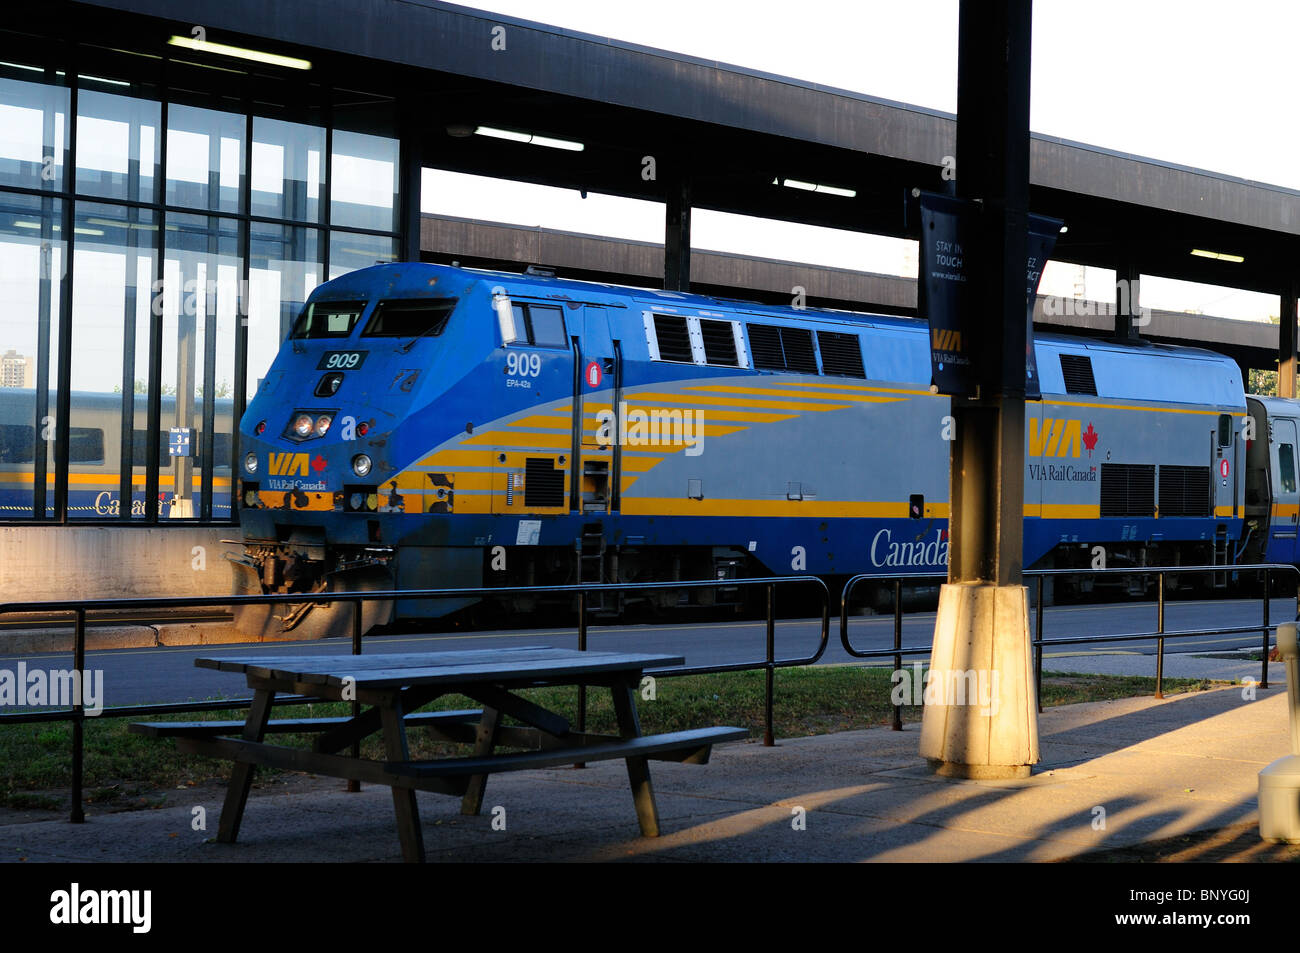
0, 679, 1289, 863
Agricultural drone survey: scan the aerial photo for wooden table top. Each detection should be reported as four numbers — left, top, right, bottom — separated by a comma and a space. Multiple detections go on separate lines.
194, 645, 685, 689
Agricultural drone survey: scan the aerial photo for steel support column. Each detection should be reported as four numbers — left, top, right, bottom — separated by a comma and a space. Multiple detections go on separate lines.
949, 0, 1031, 587
399, 101, 425, 264
919, 0, 1037, 779
1281, 281, 1297, 399
664, 174, 691, 292
1116, 259, 1139, 340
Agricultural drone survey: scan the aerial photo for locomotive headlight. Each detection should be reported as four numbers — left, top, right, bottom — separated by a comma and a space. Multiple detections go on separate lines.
349, 492, 363, 510
244, 489, 258, 506
315, 414, 332, 436
352, 453, 372, 477
293, 413, 313, 437
244, 452, 258, 473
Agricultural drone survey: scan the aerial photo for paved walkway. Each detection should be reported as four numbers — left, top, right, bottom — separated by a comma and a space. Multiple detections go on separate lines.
0, 674, 1290, 862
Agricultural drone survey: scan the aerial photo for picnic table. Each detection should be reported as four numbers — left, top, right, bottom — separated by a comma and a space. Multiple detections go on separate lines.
128, 646, 747, 862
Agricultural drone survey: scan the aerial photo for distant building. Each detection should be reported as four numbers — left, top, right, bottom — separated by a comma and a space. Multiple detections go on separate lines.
0, 350, 33, 389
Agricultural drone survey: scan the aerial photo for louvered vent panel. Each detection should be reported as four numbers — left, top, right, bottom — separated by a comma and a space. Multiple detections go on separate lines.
1059, 354, 1098, 395
818, 331, 865, 377
747, 324, 786, 370
653, 314, 693, 362
699, 318, 738, 366
780, 327, 819, 374
1158, 465, 1211, 517
524, 458, 565, 508
1100, 463, 1155, 517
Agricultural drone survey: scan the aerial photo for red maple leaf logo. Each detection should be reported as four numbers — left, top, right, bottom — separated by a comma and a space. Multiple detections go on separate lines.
311, 454, 327, 473
1082, 423, 1099, 456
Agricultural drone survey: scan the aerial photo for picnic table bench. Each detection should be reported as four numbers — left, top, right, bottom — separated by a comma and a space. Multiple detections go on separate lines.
128, 646, 747, 862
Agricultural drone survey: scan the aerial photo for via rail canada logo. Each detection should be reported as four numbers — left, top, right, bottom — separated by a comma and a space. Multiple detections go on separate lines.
1029, 418, 1098, 458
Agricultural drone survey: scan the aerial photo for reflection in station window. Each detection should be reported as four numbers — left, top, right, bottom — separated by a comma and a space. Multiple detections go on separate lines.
160, 212, 239, 520
68, 201, 156, 519
328, 230, 398, 279
0, 64, 404, 523
75, 90, 159, 203
330, 129, 398, 232
0, 190, 64, 518
251, 116, 324, 223
0, 76, 69, 193
165, 103, 245, 215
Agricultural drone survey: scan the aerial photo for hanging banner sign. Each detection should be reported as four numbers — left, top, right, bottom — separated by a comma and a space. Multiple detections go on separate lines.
1024, 213, 1063, 400
919, 191, 1063, 399
919, 192, 978, 397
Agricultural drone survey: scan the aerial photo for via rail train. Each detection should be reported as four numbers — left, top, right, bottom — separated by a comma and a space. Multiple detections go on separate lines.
0, 389, 232, 519
229, 261, 1297, 637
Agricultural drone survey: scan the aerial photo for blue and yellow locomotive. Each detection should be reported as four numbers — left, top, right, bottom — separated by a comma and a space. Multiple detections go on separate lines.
232, 261, 1278, 636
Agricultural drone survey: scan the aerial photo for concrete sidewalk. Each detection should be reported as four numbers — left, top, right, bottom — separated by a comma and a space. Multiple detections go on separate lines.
0, 680, 1290, 863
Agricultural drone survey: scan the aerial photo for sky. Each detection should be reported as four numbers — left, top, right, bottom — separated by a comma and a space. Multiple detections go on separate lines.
422, 0, 1295, 323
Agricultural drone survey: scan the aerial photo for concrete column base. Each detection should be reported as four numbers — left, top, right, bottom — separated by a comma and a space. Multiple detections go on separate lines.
919, 582, 1039, 779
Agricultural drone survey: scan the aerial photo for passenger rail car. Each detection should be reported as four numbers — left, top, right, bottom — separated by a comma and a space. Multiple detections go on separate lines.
232, 263, 1284, 637
0, 389, 233, 519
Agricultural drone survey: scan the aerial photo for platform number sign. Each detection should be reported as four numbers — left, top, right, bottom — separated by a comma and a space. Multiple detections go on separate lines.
585, 360, 602, 388
169, 427, 194, 458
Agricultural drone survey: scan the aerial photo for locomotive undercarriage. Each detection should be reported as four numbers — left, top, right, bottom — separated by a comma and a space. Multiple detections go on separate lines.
228, 537, 395, 640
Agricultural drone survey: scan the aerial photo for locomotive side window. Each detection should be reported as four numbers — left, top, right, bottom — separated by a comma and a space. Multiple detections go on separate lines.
1218, 414, 1232, 447
290, 301, 367, 339
509, 303, 569, 348
362, 298, 456, 338
1281, 444, 1297, 494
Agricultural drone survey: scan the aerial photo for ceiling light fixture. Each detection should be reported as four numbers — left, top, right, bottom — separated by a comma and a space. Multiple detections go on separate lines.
474, 126, 583, 151
1190, 248, 1244, 263
167, 36, 311, 70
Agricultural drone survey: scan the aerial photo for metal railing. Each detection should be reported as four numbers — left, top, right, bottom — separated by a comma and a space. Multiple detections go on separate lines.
841, 564, 1300, 729
0, 575, 830, 822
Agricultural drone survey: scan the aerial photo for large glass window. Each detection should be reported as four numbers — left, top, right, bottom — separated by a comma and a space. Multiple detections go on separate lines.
329, 229, 398, 279
68, 201, 156, 519
0, 76, 68, 193
0, 66, 405, 524
75, 90, 159, 204
165, 103, 245, 214
160, 212, 240, 520
330, 129, 398, 232
0, 191, 64, 518
248, 221, 323, 397
251, 117, 324, 223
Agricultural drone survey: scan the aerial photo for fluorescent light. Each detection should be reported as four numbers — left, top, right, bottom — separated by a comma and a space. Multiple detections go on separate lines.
167, 36, 311, 71
77, 74, 130, 88
529, 134, 583, 152
73, 227, 104, 236
777, 177, 856, 198
11, 221, 41, 229
474, 126, 584, 152
0, 61, 43, 73
475, 126, 530, 144
1190, 248, 1245, 263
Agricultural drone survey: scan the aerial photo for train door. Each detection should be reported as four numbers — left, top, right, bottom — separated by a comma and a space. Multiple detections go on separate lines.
490, 298, 576, 517
1267, 416, 1299, 563
575, 306, 618, 515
